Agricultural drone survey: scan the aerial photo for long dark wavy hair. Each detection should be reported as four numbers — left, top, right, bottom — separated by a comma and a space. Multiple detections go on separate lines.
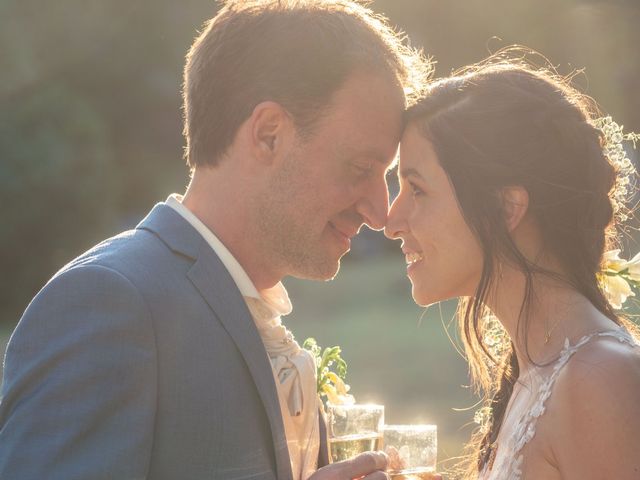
405, 49, 638, 478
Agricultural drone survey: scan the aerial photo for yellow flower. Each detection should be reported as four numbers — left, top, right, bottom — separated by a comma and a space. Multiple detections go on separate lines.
303, 337, 354, 405
326, 372, 351, 395
322, 377, 355, 405
322, 384, 341, 405
601, 273, 634, 309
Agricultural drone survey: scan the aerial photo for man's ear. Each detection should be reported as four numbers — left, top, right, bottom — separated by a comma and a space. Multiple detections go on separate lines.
501, 186, 529, 232
248, 101, 293, 163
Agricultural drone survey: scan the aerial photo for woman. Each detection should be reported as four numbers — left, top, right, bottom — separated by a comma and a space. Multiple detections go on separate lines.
385, 52, 640, 479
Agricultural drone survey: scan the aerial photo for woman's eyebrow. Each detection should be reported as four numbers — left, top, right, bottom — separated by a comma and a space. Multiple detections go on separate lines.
399, 167, 424, 180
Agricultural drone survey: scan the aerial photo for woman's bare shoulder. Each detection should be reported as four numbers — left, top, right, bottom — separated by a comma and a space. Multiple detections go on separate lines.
547, 333, 640, 478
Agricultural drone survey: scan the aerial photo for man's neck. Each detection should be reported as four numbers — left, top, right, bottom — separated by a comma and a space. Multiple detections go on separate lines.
181, 182, 283, 292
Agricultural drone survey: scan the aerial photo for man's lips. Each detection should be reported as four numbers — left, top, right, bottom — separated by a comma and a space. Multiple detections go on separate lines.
329, 222, 359, 240
328, 223, 361, 252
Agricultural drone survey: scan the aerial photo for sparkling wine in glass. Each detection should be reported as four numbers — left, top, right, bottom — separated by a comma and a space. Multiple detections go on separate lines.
326, 404, 384, 463
383, 424, 437, 480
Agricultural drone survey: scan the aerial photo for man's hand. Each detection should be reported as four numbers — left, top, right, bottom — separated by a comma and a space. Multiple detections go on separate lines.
309, 451, 389, 480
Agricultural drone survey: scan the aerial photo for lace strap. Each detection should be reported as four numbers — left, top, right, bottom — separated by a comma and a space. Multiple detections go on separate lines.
510, 328, 637, 465
560, 328, 638, 361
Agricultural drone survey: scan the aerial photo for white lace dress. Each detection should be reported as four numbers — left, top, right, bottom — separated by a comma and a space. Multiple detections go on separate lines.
478, 328, 639, 480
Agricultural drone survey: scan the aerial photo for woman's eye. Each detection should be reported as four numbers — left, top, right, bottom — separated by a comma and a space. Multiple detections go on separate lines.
409, 182, 424, 197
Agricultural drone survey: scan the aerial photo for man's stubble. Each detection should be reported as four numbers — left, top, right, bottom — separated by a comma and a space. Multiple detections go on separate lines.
252, 149, 342, 282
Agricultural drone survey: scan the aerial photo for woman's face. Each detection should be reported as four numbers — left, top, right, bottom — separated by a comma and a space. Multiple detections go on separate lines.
385, 124, 484, 306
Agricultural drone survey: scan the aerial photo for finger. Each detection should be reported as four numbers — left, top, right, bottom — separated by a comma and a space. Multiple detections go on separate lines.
362, 471, 390, 480
342, 451, 388, 478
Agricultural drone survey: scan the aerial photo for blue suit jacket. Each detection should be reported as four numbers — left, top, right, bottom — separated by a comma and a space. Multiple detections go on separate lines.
0, 203, 329, 479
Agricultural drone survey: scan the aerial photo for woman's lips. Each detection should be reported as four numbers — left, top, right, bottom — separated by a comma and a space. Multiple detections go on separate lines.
403, 250, 424, 272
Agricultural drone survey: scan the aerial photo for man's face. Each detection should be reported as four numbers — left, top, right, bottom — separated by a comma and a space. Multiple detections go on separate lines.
257, 71, 405, 280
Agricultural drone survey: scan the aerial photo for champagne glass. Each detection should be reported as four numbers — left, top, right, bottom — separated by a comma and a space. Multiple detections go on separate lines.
326, 403, 385, 462
383, 424, 437, 479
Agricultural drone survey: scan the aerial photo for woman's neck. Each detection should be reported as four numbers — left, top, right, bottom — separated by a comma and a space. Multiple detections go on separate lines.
486, 266, 618, 372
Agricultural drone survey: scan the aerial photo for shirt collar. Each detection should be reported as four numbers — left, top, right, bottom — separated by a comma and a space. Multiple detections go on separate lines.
166, 193, 262, 299
165, 194, 291, 312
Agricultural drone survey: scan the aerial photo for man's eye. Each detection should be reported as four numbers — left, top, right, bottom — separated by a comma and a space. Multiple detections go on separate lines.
352, 162, 372, 177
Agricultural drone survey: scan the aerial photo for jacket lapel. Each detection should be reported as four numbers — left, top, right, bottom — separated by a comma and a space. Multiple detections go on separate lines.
188, 249, 292, 479
318, 407, 330, 467
138, 203, 293, 480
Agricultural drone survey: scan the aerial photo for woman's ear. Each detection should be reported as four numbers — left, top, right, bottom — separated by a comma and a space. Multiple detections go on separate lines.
501, 186, 529, 232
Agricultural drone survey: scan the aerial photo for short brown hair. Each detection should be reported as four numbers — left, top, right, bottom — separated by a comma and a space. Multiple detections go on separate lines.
182, 0, 429, 168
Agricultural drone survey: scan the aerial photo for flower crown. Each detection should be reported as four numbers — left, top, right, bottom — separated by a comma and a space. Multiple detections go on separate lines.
593, 116, 639, 223
593, 116, 640, 309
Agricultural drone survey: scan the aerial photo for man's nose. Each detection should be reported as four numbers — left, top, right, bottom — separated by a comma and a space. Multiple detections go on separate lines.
356, 177, 389, 231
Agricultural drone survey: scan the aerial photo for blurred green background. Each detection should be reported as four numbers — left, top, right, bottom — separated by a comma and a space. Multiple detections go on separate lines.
2, 0, 640, 468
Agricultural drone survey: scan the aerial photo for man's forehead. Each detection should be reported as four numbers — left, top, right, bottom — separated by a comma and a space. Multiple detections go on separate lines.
328, 71, 405, 120
365, 146, 399, 165
339, 140, 400, 168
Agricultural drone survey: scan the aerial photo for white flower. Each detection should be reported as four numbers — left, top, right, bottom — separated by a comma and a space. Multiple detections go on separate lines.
603, 249, 627, 273
482, 314, 509, 360
625, 252, 640, 282
601, 273, 634, 309
474, 406, 493, 433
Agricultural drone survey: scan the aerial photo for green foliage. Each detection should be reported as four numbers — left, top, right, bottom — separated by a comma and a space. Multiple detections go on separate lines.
0, 0, 206, 324
303, 337, 348, 398
0, 82, 117, 320
2, 0, 639, 328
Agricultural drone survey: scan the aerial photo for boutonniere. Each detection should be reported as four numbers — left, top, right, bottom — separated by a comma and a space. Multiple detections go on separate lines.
303, 337, 355, 406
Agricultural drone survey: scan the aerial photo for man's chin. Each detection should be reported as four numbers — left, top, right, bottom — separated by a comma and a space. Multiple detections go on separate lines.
289, 256, 342, 281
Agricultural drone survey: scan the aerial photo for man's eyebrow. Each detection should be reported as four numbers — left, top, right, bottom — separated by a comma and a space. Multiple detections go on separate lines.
357, 147, 398, 166
370, 152, 394, 165
399, 167, 424, 179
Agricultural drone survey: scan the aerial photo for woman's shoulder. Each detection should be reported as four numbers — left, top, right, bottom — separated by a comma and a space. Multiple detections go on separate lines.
546, 329, 640, 477
555, 328, 640, 397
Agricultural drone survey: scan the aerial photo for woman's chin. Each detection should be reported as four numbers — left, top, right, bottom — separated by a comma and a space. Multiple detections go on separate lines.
411, 286, 458, 307
411, 288, 437, 307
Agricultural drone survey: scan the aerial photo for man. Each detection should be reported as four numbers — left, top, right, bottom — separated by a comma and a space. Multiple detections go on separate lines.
0, 1, 429, 478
